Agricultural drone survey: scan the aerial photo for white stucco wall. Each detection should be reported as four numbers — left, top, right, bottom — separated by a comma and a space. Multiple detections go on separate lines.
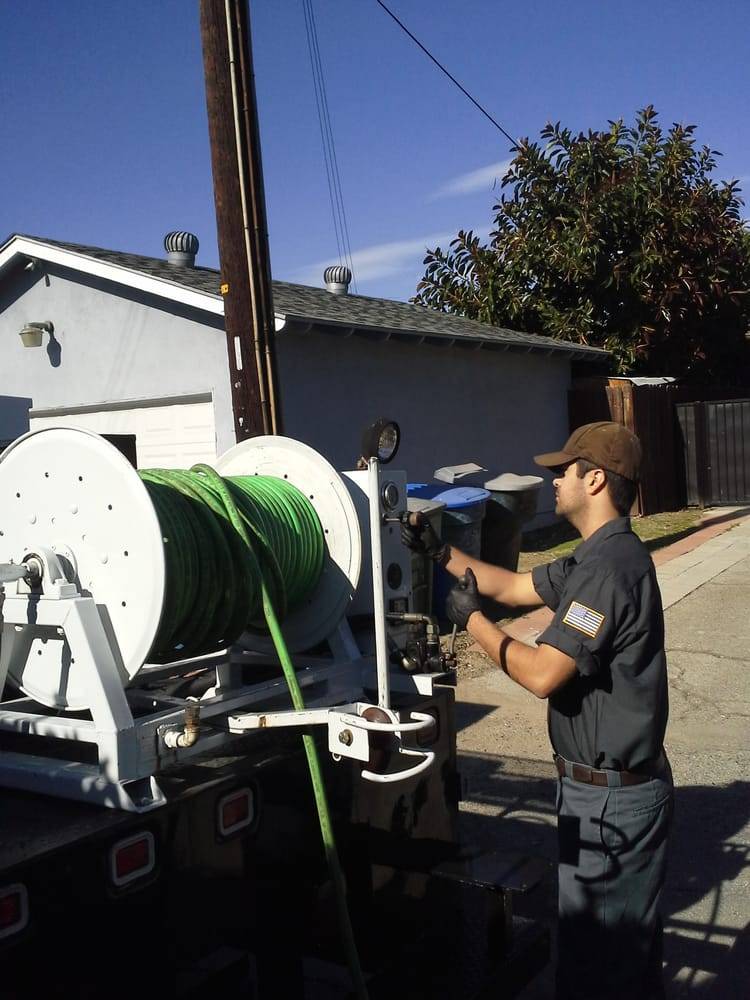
0, 263, 236, 456
0, 263, 571, 524
275, 327, 571, 525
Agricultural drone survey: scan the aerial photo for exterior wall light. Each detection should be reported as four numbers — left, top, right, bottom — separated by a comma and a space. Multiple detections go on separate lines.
19, 321, 53, 348
360, 418, 401, 464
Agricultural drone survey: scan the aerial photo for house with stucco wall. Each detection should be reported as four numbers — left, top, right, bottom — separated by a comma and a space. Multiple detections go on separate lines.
0, 233, 608, 526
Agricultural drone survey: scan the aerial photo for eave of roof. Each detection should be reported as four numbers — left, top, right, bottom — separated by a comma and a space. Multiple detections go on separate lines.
0, 233, 610, 363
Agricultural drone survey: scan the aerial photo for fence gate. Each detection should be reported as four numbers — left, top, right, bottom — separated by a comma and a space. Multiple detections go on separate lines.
676, 399, 750, 505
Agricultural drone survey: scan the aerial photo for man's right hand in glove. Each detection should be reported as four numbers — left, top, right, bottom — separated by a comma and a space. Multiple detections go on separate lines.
400, 513, 450, 567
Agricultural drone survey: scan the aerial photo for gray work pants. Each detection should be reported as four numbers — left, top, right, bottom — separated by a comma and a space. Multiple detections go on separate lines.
555, 768, 673, 1000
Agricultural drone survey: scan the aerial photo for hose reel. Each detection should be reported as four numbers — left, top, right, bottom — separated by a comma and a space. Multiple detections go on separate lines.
0, 426, 439, 812
0, 428, 362, 711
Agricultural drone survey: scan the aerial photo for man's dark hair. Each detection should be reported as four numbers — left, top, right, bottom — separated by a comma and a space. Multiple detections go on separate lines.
575, 459, 638, 516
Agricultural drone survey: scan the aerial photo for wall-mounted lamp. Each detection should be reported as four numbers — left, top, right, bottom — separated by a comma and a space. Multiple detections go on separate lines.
19, 321, 54, 349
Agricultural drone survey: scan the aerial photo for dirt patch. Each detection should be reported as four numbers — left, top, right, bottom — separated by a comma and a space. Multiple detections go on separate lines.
441, 625, 501, 680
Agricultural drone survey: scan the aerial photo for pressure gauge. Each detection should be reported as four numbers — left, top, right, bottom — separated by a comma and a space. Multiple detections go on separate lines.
381, 481, 400, 511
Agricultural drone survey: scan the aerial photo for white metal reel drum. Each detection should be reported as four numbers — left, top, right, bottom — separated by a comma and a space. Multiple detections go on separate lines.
215, 436, 361, 653
0, 428, 166, 710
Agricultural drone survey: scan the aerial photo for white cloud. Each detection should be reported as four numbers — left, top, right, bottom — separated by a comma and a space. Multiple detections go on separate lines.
430, 159, 513, 200
295, 230, 454, 286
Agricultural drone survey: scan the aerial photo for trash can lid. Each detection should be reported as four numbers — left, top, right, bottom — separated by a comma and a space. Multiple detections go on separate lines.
407, 497, 446, 515
407, 483, 490, 509
484, 473, 544, 492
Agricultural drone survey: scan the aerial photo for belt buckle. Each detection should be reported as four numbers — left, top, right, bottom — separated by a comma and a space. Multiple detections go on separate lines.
571, 763, 593, 783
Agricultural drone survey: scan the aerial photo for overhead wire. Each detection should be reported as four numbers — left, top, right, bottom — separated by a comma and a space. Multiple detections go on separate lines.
302, 0, 358, 292
375, 0, 518, 147
303, 0, 344, 267
306, 3, 357, 289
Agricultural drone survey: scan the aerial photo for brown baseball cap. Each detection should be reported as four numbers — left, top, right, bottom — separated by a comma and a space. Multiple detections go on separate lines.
534, 421, 642, 482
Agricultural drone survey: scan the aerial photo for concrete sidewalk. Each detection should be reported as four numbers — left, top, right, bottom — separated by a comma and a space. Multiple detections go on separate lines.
454, 506, 750, 998
657, 510, 750, 608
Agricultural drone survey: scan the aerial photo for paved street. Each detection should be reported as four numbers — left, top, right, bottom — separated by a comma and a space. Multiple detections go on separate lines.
454, 512, 750, 997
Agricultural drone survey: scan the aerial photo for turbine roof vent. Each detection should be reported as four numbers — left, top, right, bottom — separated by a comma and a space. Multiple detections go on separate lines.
323, 265, 352, 295
164, 231, 199, 267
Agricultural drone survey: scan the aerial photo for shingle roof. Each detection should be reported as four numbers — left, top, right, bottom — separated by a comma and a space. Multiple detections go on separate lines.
6, 235, 609, 361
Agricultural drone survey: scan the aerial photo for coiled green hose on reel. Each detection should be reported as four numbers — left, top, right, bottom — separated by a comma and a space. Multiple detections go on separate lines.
138, 463, 368, 998
140, 466, 325, 660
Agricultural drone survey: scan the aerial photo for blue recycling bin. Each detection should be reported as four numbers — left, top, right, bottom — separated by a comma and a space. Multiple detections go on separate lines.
407, 483, 490, 622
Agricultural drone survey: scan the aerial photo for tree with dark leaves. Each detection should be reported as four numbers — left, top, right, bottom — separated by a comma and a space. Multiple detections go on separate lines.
414, 107, 750, 377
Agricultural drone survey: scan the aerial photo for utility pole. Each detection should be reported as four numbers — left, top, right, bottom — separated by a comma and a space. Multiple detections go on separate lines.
200, 0, 282, 439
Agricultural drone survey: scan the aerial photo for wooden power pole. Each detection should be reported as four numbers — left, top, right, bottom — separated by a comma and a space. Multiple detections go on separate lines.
200, 0, 282, 439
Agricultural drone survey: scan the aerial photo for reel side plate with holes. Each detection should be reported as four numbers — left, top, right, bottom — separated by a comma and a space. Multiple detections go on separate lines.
0, 428, 166, 710
215, 436, 362, 653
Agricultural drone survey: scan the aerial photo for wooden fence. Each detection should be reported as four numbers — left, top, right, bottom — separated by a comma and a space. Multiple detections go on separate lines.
569, 378, 750, 515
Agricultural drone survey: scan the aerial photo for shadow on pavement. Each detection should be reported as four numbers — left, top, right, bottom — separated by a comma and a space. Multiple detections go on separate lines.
453, 700, 501, 733
698, 508, 750, 529
456, 751, 750, 998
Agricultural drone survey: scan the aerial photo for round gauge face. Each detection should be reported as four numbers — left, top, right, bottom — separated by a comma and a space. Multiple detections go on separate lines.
381, 481, 400, 511
377, 425, 399, 461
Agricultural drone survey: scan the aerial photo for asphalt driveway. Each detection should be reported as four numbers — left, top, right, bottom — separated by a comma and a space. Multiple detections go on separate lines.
454, 512, 750, 997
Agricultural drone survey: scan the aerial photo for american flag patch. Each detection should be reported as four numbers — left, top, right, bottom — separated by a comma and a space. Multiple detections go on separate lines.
562, 601, 605, 638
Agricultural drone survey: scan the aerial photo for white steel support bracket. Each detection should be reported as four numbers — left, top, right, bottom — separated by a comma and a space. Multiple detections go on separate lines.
0, 593, 166, 812
226, 702, 436, 783
1, 594, 134, 739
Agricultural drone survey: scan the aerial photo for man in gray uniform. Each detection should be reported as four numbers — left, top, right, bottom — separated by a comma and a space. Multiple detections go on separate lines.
403, 422, 672, 999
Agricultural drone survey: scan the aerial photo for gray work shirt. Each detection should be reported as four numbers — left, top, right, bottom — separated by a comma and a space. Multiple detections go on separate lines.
531, 517, 668, 771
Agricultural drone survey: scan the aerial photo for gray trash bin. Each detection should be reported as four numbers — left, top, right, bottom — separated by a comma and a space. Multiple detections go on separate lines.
480, 473, 544, 619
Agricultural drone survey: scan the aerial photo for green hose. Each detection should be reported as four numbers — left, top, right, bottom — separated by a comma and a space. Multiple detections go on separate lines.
139, 465, 368, 999
140, 467, 324, 659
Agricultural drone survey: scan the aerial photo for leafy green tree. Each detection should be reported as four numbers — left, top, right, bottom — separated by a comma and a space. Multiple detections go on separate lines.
414, 107, 750, 376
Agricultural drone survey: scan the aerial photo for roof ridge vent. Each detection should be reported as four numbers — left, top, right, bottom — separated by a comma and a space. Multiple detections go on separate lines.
164, 231, 199, 267
323, 264, 352, 295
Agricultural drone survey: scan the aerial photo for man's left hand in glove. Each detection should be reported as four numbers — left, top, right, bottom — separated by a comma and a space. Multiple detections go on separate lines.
445, 567, 482, 631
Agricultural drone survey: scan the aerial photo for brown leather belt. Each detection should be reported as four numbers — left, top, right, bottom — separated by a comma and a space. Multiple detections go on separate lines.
554, 754, 651, 787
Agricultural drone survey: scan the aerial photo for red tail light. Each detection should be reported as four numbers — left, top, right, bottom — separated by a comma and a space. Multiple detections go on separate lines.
0, 884, 28, 940
217, 787, 254, 837
109, 832, 155, 887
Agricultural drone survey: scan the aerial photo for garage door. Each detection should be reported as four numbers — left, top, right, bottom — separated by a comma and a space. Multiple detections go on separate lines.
29, 397, 217, 469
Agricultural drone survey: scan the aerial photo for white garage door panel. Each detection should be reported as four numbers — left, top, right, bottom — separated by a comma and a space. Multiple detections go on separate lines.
29, 400, 217, 469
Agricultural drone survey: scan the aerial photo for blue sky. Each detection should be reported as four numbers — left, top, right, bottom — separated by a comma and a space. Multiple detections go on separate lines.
2, 1, 748, 302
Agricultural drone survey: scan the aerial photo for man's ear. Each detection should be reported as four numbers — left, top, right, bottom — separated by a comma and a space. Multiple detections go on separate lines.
587, 468, 608, 496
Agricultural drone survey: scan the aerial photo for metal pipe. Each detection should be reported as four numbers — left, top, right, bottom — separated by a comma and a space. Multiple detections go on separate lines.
199, 0, 274, 439
230, 0, 282, 434
386, 611, 437, 626
368, 457, 390, 709
163, 702, 201, 749
223, 0, 272, 435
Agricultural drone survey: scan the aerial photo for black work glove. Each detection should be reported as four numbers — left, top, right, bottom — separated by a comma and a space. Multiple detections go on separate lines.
400, 513, 449, 566
445, 568, 482, 631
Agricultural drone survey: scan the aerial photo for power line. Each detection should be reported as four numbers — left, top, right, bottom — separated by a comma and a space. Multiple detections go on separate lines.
307, 1, 357, 290
302, 0, 357, 291
375, 0, 517, 147
302, 2, 343, 264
